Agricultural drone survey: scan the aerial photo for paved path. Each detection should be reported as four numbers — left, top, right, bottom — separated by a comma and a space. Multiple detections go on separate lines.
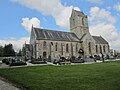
0, 78, 20, 90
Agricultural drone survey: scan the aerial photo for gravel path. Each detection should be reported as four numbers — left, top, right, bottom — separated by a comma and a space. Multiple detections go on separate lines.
0, 78, 20, 90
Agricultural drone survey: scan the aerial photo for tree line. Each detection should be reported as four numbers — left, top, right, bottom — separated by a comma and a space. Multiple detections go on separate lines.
0, 44, 23, 57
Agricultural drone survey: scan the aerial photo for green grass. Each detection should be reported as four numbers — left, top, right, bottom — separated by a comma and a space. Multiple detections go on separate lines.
0, 61, 120, 90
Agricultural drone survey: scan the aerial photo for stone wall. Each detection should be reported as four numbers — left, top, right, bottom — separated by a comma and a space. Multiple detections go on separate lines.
35, 40, 81, 61
95, 44, 110, 56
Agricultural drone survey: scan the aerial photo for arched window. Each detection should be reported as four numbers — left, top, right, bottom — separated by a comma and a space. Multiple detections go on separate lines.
88, 42, 91, 54
43, 41, 47, 48
71, 43, 73, 55
66, 44, 69, 52
61, 43, 63, 55
100, 45, 102, 53
49, 44, 51, 56
76, 43, 78, 52
96, 45, 98, 53
103, 45, 106, 53
108, 44, 109, 52
50, 42, 54, 51
55, 43, 58, 51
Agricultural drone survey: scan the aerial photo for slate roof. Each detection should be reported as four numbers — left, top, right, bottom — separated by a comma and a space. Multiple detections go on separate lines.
92, 36, 108, 44
33, 28, 80, 42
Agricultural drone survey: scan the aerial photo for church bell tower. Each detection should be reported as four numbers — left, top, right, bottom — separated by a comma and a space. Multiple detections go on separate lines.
70, 9, 89, 39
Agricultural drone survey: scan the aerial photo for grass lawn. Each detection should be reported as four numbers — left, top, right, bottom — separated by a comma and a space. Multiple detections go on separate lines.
0, 61, 120, 90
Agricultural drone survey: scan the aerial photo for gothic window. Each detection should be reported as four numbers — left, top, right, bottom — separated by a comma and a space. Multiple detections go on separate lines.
88, 42, 91, 54
50, 42, 54, 51
108, 44, 109, 52
66, 44, 69, 52
61, 43, 63, 55
100, 45, 102, 53
43, 41, 47, 48
103, 45, 106, 53
55, 43, 58, 51
96, 45, 98, 53
71, 43, 73, 56
76, 43, 78, 52
49, 44, 51, 56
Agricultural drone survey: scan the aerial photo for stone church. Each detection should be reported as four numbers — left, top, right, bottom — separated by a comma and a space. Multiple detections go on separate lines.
28, 9, 110, 61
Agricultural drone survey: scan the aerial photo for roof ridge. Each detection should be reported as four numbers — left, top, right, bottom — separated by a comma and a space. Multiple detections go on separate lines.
33, 27, 74, 34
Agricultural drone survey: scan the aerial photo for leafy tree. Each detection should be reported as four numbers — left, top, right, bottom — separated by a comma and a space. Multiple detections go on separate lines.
3, 44, 15, 57
22, 46, 26, 56
0, 45, 3, 57
17, 49, 22, 56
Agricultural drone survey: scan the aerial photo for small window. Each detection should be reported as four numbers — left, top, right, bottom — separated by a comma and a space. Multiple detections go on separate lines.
51, 42, 53, 46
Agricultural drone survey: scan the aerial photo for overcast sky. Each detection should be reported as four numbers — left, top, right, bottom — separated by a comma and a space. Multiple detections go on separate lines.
0, 0, 120, 51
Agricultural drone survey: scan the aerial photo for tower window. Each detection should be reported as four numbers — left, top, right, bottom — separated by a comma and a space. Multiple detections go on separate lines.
73, 19, 75, 26
82, 18, 84, 26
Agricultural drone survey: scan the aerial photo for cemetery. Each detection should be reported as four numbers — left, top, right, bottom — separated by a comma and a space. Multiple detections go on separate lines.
1, 53, 120, 67
2, 57, 27, 66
